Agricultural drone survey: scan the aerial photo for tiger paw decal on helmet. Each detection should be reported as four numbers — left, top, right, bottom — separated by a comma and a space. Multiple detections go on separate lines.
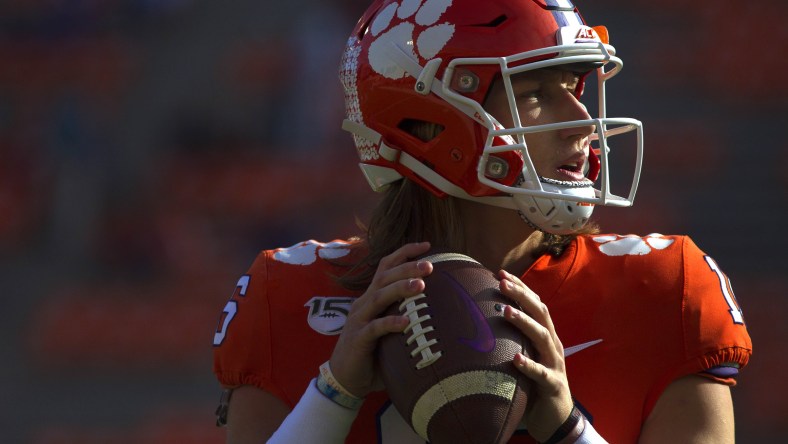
368, 0, 454, 79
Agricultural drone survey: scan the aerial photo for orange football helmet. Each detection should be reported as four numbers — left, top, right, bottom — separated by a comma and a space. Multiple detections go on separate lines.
339, 0, 643, 234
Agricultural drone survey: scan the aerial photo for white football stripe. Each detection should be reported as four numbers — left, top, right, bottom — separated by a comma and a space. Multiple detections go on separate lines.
411, 370, 517, 440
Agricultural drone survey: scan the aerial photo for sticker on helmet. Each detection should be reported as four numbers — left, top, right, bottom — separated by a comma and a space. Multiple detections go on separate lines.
368, 0, 455, 79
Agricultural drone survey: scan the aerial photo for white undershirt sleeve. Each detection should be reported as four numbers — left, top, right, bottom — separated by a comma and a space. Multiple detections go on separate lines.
266, 378, 360, 443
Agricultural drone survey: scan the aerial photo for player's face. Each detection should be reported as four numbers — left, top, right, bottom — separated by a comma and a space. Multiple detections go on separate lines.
484, 69, 594, 183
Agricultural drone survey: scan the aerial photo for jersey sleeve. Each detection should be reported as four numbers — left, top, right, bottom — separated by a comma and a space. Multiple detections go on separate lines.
677, 237, 752, 384
211, 240, 361, 407
212, 252, 289, 401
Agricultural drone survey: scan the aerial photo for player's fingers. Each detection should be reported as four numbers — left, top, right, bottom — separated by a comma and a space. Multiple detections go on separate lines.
372, 242, 432, 288
503, 304, 562, 365
376, 258, 433, 292
498, 270, 561, 353
364, 313, 410, 340
499, 276, 551, 326
330, 312, 410, 397
353, 274, 428, 322
357, 244, 432, 305
513, 352, 552, 386
498, 269, 541, 301
352, 242, 432, 319
339, 313, 409, 371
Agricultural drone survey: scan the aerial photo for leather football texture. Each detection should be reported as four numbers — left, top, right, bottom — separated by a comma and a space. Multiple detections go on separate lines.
377, 251, 533, 444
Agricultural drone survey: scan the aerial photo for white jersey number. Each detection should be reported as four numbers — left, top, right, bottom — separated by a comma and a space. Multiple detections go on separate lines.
213, 275, 251, 346
704, 256, 744, 325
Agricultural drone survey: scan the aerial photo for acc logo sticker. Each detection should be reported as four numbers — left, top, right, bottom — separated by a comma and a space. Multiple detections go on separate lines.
305, 296, 356, 335
575, 27, 598, 41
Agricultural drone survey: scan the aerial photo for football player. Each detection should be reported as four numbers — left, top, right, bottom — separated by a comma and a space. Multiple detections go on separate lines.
213, 0, 752, 442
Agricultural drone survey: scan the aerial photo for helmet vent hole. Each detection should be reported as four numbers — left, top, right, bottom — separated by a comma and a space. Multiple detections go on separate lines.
397, 119, 444, 142
472, 15, 508, 28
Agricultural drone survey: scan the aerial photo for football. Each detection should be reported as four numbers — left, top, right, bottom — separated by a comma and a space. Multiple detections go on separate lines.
377, 251, 534, 444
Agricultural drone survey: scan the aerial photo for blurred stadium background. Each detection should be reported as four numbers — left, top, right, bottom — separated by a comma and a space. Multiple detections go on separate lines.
1, 0, 785, 442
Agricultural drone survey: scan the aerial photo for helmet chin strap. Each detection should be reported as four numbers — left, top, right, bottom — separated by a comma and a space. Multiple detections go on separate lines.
539, 176, 595, 188
512, 176, 597, 235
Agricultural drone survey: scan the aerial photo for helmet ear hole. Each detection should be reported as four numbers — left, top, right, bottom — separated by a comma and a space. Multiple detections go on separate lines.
397, 119, 445, 142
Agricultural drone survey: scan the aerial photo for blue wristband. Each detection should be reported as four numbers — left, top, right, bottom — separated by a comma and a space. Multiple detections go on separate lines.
315, 372, 365, 410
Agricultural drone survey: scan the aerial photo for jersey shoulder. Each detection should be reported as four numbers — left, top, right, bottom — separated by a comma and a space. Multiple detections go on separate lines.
261, 239, 360, 290
243, 238, 360, 320
525, 233, 686, 297
212, 239, 363, 397
568, 233, 688, 294
573, 233, 712, 287
574, 232, 752, 378
575, 232, 685, 263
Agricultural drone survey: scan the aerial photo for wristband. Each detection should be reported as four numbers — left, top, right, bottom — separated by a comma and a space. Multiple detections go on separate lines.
543, 405, 584, 444
541, 404, 608, 444
316, 361, 365, 410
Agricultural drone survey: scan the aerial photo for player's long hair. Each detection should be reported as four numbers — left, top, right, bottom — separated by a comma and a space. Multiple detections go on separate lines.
336, 178, 459, 291
336, 178, 597, 292
335, 121, 598, 291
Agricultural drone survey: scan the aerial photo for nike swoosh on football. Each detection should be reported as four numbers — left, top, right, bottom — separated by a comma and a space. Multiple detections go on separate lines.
563, 339, 603, 358
443, 271, 496, 353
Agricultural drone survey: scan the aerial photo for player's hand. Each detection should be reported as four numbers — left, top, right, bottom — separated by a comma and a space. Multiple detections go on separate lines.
329, 242, 433, 399
498, 269, 574, 442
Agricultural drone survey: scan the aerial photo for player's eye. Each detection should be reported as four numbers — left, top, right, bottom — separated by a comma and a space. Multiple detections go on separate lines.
564, 74, 580, 90
517, 89, 541, 100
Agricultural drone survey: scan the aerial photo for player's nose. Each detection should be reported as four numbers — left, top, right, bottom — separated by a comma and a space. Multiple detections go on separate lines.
557, 93, 594, 140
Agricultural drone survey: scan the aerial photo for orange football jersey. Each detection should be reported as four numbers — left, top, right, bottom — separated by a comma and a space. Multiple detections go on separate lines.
212, 234, 752, 443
